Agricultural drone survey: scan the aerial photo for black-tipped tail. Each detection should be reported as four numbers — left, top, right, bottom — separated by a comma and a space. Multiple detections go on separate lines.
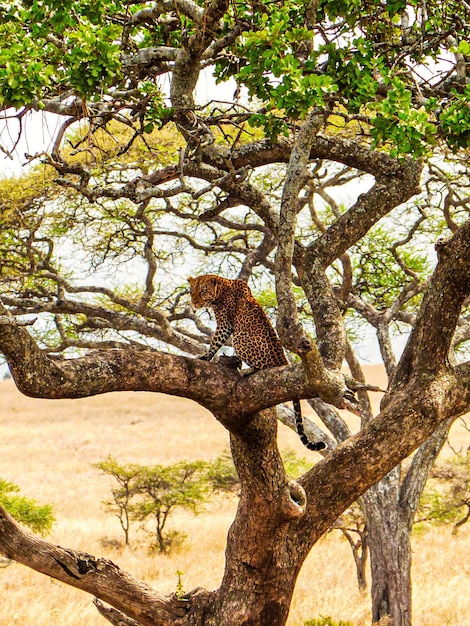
293, 400, 326, 451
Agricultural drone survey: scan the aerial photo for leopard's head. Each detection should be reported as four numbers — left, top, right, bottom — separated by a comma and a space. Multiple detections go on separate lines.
188, 275, 222, 308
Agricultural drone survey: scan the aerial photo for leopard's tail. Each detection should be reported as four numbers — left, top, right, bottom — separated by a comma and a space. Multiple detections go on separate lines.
294, 400, 326, 451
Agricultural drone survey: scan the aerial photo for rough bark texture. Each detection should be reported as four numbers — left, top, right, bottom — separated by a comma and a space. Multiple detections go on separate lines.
364, 471, 412, 626
0, 507, 187, 626
364, 420, 451, 626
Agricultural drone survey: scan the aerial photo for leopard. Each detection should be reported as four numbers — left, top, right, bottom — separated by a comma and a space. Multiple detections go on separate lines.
188, 274, 326, 452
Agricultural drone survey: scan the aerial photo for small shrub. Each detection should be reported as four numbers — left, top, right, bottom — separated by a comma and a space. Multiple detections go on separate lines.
97, 457, 212, 553
416, 450, 470, 534
303, 617, 355, 626
205, 451, 239, 493
96, 449, 312, 554
0, 477, 54, 536
281, 449, 311, 478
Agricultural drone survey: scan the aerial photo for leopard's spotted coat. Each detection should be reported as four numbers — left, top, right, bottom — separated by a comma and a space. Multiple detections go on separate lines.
188, 274, 326, 452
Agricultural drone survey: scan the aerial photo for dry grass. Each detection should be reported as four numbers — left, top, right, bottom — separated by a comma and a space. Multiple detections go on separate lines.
0, 366, 469, 626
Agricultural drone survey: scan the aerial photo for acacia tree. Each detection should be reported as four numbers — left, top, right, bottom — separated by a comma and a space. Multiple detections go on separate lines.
1, 1, 470, 625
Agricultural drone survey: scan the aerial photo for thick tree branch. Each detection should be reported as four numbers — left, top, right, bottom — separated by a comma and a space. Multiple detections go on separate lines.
391, 219, 470, 387
275, 109, 326, 357
0, 317, 358, 434
398, 418, 451, 527
224, 136, 422, 184
292, 366, 470, 558
0, 507, 186, 626
306, 172, 422, 267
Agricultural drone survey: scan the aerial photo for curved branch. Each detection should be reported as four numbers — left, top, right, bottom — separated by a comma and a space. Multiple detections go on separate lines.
0, 304, 359, 434
306, 171, 422, 269
0, 506, 186, 626
292, 365, 470, 557
224, 136, 422, 183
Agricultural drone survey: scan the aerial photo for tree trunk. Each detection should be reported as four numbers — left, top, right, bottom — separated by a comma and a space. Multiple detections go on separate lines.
170, 408, 308, 626
364, 469, 412, 626
206, 412, 304, 625
363, 419, 451, 626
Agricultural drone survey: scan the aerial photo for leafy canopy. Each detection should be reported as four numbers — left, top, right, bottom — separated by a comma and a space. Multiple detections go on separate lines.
1, 0, 469, 154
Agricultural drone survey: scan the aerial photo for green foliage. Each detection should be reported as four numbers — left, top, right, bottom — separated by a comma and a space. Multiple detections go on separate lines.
0, 478, 54, 536
204, 451, 240, 493
303, 617, 355, 626
281, 449, 312, 479
214, 0, 469, 152
94, 457, 143, 546
97, 450, 310, 551
370, 78, 438, 157
1, 0, 469, 152
439, 85, 470, 150
0, 0, 123, 103
96, 455, 235, 553
222, 2, 340, 132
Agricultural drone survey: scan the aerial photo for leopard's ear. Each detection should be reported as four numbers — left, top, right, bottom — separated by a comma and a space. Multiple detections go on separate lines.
187, 276, 195, 284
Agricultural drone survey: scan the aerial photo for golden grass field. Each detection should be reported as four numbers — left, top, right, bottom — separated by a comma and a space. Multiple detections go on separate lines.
1, 365, 470, 626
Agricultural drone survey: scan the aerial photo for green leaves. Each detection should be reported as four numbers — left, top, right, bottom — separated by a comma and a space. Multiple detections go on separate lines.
0, 28, 54, 106
351, 221, 430, 309
96, 455, 235, 552
230, 4, 339, 121
0, 0, 124, 105
1, 0, 469, 156
439, 86, 470, 150
0, 477, 55, 536
64, 21, 122, 96
371, 78, 438, 157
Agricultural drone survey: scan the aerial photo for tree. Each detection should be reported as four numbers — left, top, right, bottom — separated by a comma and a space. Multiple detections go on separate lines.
0, 1, 470, 625
96, 456, 222, 553
95, 457, 143, 548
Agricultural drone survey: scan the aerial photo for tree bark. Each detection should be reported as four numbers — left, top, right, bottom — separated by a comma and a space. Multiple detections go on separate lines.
1, 368, 469, 625
0, 506, 188, 626
364, 418, 451, 626
208, 410, 306, 626
364, 470, 412, 626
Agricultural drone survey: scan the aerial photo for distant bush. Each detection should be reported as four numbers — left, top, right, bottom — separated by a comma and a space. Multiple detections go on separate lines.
0, 478, 54, 536
303, 617, 355, 626
281, 448, 312, 478
416, 450, 470, 533
201, 447, 310, 491
204, 450, 240, 493
96, 455, 233, 553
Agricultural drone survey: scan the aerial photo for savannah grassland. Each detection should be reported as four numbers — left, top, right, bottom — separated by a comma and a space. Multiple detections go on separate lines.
1, 366, 470, 626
